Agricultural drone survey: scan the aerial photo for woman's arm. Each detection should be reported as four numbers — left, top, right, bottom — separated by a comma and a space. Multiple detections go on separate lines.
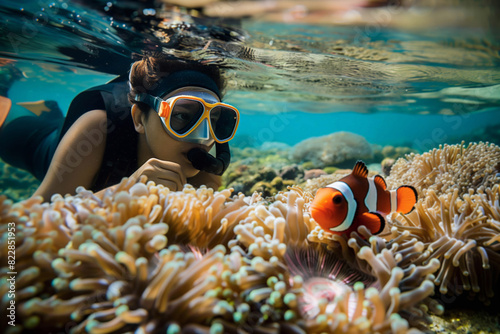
33, 109, 108, 201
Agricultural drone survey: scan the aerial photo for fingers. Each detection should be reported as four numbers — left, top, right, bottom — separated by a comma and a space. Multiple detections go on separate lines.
154, 170, 184, 191
150, 158, 187, 184
136, 159, 187, 191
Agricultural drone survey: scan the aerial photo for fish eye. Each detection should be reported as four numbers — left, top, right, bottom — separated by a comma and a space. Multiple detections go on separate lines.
332, 194, 343, 205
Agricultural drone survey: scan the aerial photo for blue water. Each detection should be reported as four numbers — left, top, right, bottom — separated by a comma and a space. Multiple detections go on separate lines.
236, 109, 499, 148
7, 60, 499, 150
1, 0, 500, 151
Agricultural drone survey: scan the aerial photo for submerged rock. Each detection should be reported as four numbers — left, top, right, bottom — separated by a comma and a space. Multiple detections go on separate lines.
290, 131, 373, 168
303, 169, 327, 180
381, 157, 396, 176
279, 165, 303, 180
380, 145, 416, 159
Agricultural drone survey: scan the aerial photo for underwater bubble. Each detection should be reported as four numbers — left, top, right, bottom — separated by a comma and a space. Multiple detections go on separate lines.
143, 8, 156, 16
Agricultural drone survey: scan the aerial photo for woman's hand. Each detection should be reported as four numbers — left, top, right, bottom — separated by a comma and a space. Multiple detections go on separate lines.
130, 158, 186, 191
187, 171, 222, 190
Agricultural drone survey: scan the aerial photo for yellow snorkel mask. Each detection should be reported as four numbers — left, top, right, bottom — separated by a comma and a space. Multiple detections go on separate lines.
136, 90, 239, 146
133, 70, 239, 146
132, 69, 237, 175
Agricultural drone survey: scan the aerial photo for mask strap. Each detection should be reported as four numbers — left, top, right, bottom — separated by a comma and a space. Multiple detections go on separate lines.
134, 93, 162, 111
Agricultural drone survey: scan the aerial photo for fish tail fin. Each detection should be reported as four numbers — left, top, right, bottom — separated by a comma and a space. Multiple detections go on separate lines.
357, 212, 385, 235
43, 100, 64, 119
396, 185, 418, 214
17, 100, 63, 119
0, 96, 12, 128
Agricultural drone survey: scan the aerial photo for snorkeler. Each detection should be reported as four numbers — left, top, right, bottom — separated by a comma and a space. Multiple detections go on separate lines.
0, 54, 239, 200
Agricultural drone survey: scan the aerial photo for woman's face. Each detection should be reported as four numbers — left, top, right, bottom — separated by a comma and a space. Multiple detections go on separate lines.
140, 86, 218, 178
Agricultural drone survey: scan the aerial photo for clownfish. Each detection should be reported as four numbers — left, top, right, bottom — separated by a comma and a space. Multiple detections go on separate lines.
309, 161, 417, 236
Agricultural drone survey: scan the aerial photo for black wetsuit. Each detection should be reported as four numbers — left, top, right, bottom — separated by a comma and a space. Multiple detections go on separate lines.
0, 81, 138, 192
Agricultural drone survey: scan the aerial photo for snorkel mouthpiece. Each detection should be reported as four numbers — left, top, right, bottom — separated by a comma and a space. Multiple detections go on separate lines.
187, 142, 231, 176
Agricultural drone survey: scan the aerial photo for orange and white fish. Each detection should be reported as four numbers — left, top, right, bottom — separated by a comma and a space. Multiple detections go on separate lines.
309, 161, 417, 236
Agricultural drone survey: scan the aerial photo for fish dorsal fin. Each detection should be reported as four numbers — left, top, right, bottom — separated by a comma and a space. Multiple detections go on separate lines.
352, 160, 368, 178
374, 175, 387, 190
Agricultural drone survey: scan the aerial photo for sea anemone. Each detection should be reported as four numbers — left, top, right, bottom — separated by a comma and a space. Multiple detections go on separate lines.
385, 141, 500, 304
0, 179, 250, 333
390, 185, 500, 304
0, 177, 448, 334
386, 142, 500, 201
284, 245, 376, 320
0, 179, 305, 333
232, 188, 442, 333
308, 226, 442, 333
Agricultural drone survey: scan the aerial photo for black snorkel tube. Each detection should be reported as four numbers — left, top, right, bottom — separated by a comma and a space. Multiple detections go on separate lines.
187, 142, 230, 176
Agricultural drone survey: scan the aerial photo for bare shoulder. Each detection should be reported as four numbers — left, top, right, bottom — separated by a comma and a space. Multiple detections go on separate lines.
33, 109, 108, 200
73, 109, 108, 131
56, 109, 108, 160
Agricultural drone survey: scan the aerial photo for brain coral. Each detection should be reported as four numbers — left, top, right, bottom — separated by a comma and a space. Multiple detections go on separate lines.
290, 131, 373, 168
0, 177, 441, 334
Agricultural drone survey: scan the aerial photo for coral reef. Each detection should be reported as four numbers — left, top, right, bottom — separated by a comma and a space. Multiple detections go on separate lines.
381, 158, 396, 176
0, 159, 40, 201
1, 141, 499, 333
222, 145, 296, 196
224, 138, 420, 197
379, 145, 416, 161
1, 178, 442, 334
303, 169, 327, 181
290, 131, 373, 168
300, 168, 379, 194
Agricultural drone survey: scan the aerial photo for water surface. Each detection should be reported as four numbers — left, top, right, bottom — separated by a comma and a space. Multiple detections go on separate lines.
0, 0, 499, 199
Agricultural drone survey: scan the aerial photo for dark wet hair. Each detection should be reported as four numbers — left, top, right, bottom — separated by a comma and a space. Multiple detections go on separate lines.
128, 52, 226, 116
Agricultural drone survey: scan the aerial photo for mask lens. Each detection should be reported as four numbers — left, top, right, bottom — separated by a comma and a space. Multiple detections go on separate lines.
210, 106, 238, 141
169, 99, 204, 134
